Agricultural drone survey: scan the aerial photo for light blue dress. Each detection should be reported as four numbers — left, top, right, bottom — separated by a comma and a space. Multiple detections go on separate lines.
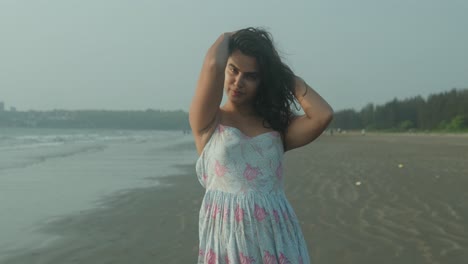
196, 123, 310, 264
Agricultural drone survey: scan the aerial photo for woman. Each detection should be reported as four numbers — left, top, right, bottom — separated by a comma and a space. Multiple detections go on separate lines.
190, 27, 333, 264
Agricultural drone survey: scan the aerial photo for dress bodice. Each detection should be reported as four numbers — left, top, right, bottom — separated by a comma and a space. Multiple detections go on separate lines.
196, 124, 285, 195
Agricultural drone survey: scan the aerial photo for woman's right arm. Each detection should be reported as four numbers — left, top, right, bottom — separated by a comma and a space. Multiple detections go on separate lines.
189, 33, 231, 153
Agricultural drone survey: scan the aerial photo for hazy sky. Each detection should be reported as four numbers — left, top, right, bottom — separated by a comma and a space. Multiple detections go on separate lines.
1, 0, 467, 112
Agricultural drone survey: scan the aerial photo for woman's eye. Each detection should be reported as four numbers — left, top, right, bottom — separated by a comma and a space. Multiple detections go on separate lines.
247, 75, 257, 81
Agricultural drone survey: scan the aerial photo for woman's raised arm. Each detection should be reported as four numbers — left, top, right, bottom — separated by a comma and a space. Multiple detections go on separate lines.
284, 76, 334, 151
189, 33, 231, 153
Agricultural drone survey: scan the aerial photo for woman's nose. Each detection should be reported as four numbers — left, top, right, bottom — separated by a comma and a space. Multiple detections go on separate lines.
234, 74, 244, 88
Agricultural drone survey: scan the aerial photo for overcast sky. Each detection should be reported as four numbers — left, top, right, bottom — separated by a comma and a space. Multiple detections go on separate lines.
1, 0, 467, 112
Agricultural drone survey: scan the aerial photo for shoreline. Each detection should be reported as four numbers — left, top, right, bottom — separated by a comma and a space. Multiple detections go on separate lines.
2, 164, 204, 264
0, 129, 198, 262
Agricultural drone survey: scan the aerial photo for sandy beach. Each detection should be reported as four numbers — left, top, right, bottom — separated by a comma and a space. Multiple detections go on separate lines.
2, 133, 468, 264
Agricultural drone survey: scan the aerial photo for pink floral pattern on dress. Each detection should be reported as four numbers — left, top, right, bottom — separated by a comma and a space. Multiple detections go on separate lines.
206, 249, 217, 264
279, 253, 291, 264
254, 204, 268, 222
244, 163, 261, 181
218, 124, 226, 133
263, 250, 278, 264
195, 123, 310, 264
239, 252, 256, 264
211, 204, 220, 219
273, 209, 280, 223
215, 160, 228, 177
235, 204, 244, 222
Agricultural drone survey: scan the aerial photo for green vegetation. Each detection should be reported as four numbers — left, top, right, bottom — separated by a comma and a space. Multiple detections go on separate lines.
329, 88, 468, 133
2, 88, 467, 133
0, 109, 189, 130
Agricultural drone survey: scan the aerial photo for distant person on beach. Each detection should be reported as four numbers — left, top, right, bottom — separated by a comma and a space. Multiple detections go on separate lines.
189, 27, 333, 263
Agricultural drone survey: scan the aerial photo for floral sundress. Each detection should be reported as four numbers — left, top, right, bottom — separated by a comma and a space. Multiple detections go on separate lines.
196, 123, 310, 264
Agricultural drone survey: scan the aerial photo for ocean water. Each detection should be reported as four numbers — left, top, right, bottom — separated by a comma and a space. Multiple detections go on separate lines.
0, 127, 197, 258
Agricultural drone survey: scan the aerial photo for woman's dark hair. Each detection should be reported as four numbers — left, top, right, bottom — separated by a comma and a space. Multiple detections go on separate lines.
228, 27, 299, 144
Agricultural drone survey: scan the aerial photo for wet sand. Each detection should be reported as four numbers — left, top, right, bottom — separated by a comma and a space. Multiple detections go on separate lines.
2, 134, 468, 264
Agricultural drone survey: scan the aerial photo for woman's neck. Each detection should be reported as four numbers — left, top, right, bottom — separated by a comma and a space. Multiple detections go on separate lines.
221, 102, 257, 117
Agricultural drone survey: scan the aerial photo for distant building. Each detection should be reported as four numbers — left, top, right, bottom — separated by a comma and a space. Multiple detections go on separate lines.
0, 101, 4, 111
10, 106, 16, 112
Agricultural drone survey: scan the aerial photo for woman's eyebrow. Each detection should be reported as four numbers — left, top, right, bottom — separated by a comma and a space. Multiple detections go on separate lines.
228, 63, 258, 75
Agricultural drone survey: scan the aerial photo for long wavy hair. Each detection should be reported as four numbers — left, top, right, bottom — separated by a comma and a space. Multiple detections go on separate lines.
228, 27, 299, 139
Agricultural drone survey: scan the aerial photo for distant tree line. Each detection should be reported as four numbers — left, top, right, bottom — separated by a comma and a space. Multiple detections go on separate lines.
329, 88, 468, 132
0, 109, 190, 130
2, 88, 467, 132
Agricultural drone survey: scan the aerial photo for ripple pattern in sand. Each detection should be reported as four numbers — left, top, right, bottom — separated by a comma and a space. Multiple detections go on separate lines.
285, 134, 468, 264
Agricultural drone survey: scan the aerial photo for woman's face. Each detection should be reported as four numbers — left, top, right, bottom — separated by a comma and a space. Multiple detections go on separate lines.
224, 49, 261, 106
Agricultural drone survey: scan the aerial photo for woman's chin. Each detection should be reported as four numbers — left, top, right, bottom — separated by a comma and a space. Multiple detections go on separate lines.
230, 94, 246, 100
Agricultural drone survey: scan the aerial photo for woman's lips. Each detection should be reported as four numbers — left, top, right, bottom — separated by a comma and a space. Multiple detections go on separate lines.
232, 90, 243, 97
